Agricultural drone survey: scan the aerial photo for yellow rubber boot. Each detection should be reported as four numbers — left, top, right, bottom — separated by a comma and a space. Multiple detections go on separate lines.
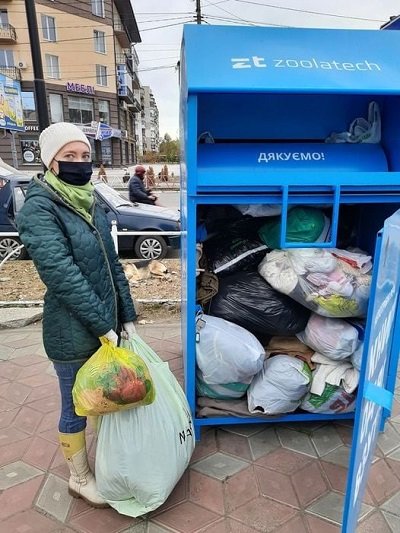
58, 431, 108, 508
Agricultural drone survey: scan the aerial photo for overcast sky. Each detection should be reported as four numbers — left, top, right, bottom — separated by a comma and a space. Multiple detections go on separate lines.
131, 0, 399, 139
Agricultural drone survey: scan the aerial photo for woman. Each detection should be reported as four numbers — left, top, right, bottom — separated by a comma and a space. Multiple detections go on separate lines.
16, 122, 137, 508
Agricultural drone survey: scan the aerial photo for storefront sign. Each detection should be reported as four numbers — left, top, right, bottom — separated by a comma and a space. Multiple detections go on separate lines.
21, 139, 40, 164
0, 74, 24, 132
24, 124, 39, 132
66, 82, 95, 95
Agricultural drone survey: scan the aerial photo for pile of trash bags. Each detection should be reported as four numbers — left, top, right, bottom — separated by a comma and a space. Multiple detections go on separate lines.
195, 203, 368, 416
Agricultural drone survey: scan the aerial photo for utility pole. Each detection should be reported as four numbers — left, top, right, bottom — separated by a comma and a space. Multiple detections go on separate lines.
24, 0, 49, 132
196, 0, 202, 24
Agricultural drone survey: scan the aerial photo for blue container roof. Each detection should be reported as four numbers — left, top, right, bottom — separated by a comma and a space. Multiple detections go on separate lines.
182, 25, 400, 94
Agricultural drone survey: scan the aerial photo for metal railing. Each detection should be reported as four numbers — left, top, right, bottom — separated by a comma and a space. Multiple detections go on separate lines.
0, 227, 183, 266
0, 23, 16, 42
110, 221, 182, 254
0, 65, 21, 80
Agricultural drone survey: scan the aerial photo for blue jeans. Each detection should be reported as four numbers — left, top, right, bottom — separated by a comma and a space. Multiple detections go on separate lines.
53, 361, 87, 433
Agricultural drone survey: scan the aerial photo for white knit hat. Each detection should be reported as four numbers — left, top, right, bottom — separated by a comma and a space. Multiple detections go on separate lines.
39, 122, 91, 168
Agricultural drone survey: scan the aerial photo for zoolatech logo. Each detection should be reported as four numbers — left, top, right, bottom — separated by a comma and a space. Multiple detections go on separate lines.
231, 56, 381, 72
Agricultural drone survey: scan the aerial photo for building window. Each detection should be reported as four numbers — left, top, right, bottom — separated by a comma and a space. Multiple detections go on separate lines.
49, 93, 64, 123
98, 99, 109, 124
21, 91, 36, 122
96, 64, 107, 86
91, 0, 104, 17
0, 10, 9, 26
0, 49, 14, 67
68, 96, 94, 124
42, 15, 56, 42
93, 30, 106, 53
45, 54, 60, 79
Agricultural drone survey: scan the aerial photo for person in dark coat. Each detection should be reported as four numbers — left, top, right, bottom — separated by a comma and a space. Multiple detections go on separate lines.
16, 122, 137, 508
128, 165, 157, 205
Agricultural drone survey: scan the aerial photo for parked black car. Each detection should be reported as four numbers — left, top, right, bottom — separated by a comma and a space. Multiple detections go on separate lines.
0, 174, 30, 260
93, 181, 180, 259
0, 175, 180, 260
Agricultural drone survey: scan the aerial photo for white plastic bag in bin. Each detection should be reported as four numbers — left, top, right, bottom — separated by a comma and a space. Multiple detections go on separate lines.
95, 335, 194, 517
248, 355, 311, 415
297, 313, 359, 360
196, 314, 265, 385
259, 248, 372, 318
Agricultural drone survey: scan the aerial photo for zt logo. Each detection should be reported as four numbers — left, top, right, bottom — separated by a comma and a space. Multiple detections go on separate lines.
231, 56, 267, 69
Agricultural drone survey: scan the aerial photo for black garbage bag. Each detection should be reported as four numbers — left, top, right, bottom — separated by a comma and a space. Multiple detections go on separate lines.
198, 205, 242, 234
208, 272, 310, 343
204, 236, 267, 276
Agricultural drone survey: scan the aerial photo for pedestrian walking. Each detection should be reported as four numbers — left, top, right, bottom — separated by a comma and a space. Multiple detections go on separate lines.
97, 163, 108, 183
16, 122, 137, 508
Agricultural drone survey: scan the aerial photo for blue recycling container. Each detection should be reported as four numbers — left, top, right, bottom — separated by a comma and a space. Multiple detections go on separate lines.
180, 25, 400, 531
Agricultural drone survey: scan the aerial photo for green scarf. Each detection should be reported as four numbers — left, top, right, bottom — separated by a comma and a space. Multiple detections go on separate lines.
44, 170, 94, 223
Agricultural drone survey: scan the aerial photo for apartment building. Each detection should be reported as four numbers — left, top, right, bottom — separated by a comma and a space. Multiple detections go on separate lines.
136, 85, 160, 156
0, 0, 141, 168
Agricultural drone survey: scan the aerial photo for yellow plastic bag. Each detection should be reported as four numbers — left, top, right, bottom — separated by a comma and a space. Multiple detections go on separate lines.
72, 337, 155, 416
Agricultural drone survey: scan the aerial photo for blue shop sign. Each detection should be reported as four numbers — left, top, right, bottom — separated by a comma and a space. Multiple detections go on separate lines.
183, 25, 400, 94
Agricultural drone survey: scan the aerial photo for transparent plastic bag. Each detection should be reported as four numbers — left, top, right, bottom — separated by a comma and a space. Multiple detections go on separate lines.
196, 314, 265, 385
301, 383, 356, 414
259, 248, 371, 318
96, 335, 194, 517
72, 337, 155, 416
297, 313, 359, 360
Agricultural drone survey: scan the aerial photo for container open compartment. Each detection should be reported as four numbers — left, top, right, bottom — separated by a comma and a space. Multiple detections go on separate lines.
180, 24, 400, 530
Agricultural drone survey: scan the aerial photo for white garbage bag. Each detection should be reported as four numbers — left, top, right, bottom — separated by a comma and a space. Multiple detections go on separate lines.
233, 204, 282, 217
95, 335, 194, 517
196, 314, 265, 385
196, 369, 249, 399
351, 343, 364, 371
297, 313, 359, 360
247, 355, 311, 415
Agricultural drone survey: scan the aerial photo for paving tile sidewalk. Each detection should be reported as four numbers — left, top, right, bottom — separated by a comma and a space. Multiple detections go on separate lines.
0, 321, 400, 533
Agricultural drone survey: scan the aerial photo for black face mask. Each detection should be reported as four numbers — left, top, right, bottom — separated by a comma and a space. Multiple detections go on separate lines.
55, 161, 93, 186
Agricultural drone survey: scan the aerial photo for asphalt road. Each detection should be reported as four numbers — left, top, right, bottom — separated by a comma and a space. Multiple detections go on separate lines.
120, 189, 180, 210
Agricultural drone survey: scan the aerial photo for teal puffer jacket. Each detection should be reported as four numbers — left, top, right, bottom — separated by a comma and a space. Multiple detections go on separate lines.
16, 176, 137, 363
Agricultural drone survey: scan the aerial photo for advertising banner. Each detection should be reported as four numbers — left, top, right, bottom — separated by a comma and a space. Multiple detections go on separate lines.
0, 73, 24, 131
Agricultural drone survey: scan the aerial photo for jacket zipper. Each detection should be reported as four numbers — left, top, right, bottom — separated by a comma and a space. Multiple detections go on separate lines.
34, 177, 119, 330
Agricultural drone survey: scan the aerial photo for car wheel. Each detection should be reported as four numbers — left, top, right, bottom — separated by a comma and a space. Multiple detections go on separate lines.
134, 235, 167, 260
0, 237, 27, 261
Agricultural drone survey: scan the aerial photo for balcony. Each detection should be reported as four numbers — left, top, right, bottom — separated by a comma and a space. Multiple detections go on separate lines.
129, 97, 141, 112
115, 53, 140, 89
117, 64, 142, 108
113, 20, 130, 48
131, 70, 140, 90
0, 23, 16, 43
0, 66, 21, 80
115, 53, 134, 74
